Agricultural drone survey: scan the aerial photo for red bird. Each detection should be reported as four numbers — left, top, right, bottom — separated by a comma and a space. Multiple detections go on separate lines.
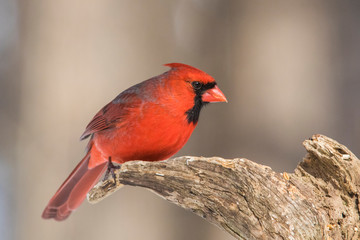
42, 63, 227, 220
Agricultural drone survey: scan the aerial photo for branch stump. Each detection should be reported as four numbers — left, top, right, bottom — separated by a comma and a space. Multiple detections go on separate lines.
88, 135, 360, 240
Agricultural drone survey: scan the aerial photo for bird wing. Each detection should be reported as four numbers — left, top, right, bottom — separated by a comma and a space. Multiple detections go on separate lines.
80, 90, 143, 140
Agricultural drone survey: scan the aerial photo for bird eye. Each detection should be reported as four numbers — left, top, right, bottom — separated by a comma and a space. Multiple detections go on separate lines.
191, 81, 202, 90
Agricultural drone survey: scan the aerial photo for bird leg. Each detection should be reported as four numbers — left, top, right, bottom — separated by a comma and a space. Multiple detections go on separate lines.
103, 156, 121, 183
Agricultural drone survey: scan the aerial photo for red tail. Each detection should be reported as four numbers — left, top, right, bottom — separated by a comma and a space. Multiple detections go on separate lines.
42, 152, 107, 221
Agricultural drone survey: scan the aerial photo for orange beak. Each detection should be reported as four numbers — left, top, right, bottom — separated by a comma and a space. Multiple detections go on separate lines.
202, 85, 228, 103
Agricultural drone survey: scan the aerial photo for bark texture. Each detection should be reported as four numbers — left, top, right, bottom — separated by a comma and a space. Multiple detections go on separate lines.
87, 135, 360, 240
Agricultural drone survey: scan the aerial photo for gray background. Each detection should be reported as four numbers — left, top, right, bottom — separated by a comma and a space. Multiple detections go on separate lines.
1, 1, 360, 240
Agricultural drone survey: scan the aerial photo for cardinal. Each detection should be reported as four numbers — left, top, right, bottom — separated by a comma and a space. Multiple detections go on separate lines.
42, 63, 227, 221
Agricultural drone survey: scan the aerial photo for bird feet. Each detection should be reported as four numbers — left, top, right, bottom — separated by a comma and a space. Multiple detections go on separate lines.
103, 157, 121, 183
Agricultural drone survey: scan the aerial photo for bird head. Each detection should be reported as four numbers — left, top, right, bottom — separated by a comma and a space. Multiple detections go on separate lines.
164, 63, 227, 124
164, 63, 227, 103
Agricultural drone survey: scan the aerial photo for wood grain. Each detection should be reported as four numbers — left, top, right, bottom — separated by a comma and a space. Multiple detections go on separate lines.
88, 135, 360, 239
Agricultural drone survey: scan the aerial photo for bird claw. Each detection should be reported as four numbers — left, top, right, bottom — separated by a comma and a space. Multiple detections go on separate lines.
103, 157, 121, 183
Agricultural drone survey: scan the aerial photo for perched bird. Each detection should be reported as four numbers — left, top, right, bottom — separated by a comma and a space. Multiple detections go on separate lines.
42, 63, 227, 221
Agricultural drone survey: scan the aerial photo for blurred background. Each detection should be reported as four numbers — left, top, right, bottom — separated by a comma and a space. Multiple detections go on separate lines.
1, 0, 360, 239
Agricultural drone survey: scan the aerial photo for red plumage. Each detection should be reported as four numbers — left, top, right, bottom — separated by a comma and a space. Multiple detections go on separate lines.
42, 63, 227, 220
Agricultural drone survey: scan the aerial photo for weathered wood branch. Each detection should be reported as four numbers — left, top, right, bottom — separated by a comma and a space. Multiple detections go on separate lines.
87, 135, 360, 239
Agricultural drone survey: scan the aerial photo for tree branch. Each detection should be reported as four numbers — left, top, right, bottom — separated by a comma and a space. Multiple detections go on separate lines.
87, 135, 360, 239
